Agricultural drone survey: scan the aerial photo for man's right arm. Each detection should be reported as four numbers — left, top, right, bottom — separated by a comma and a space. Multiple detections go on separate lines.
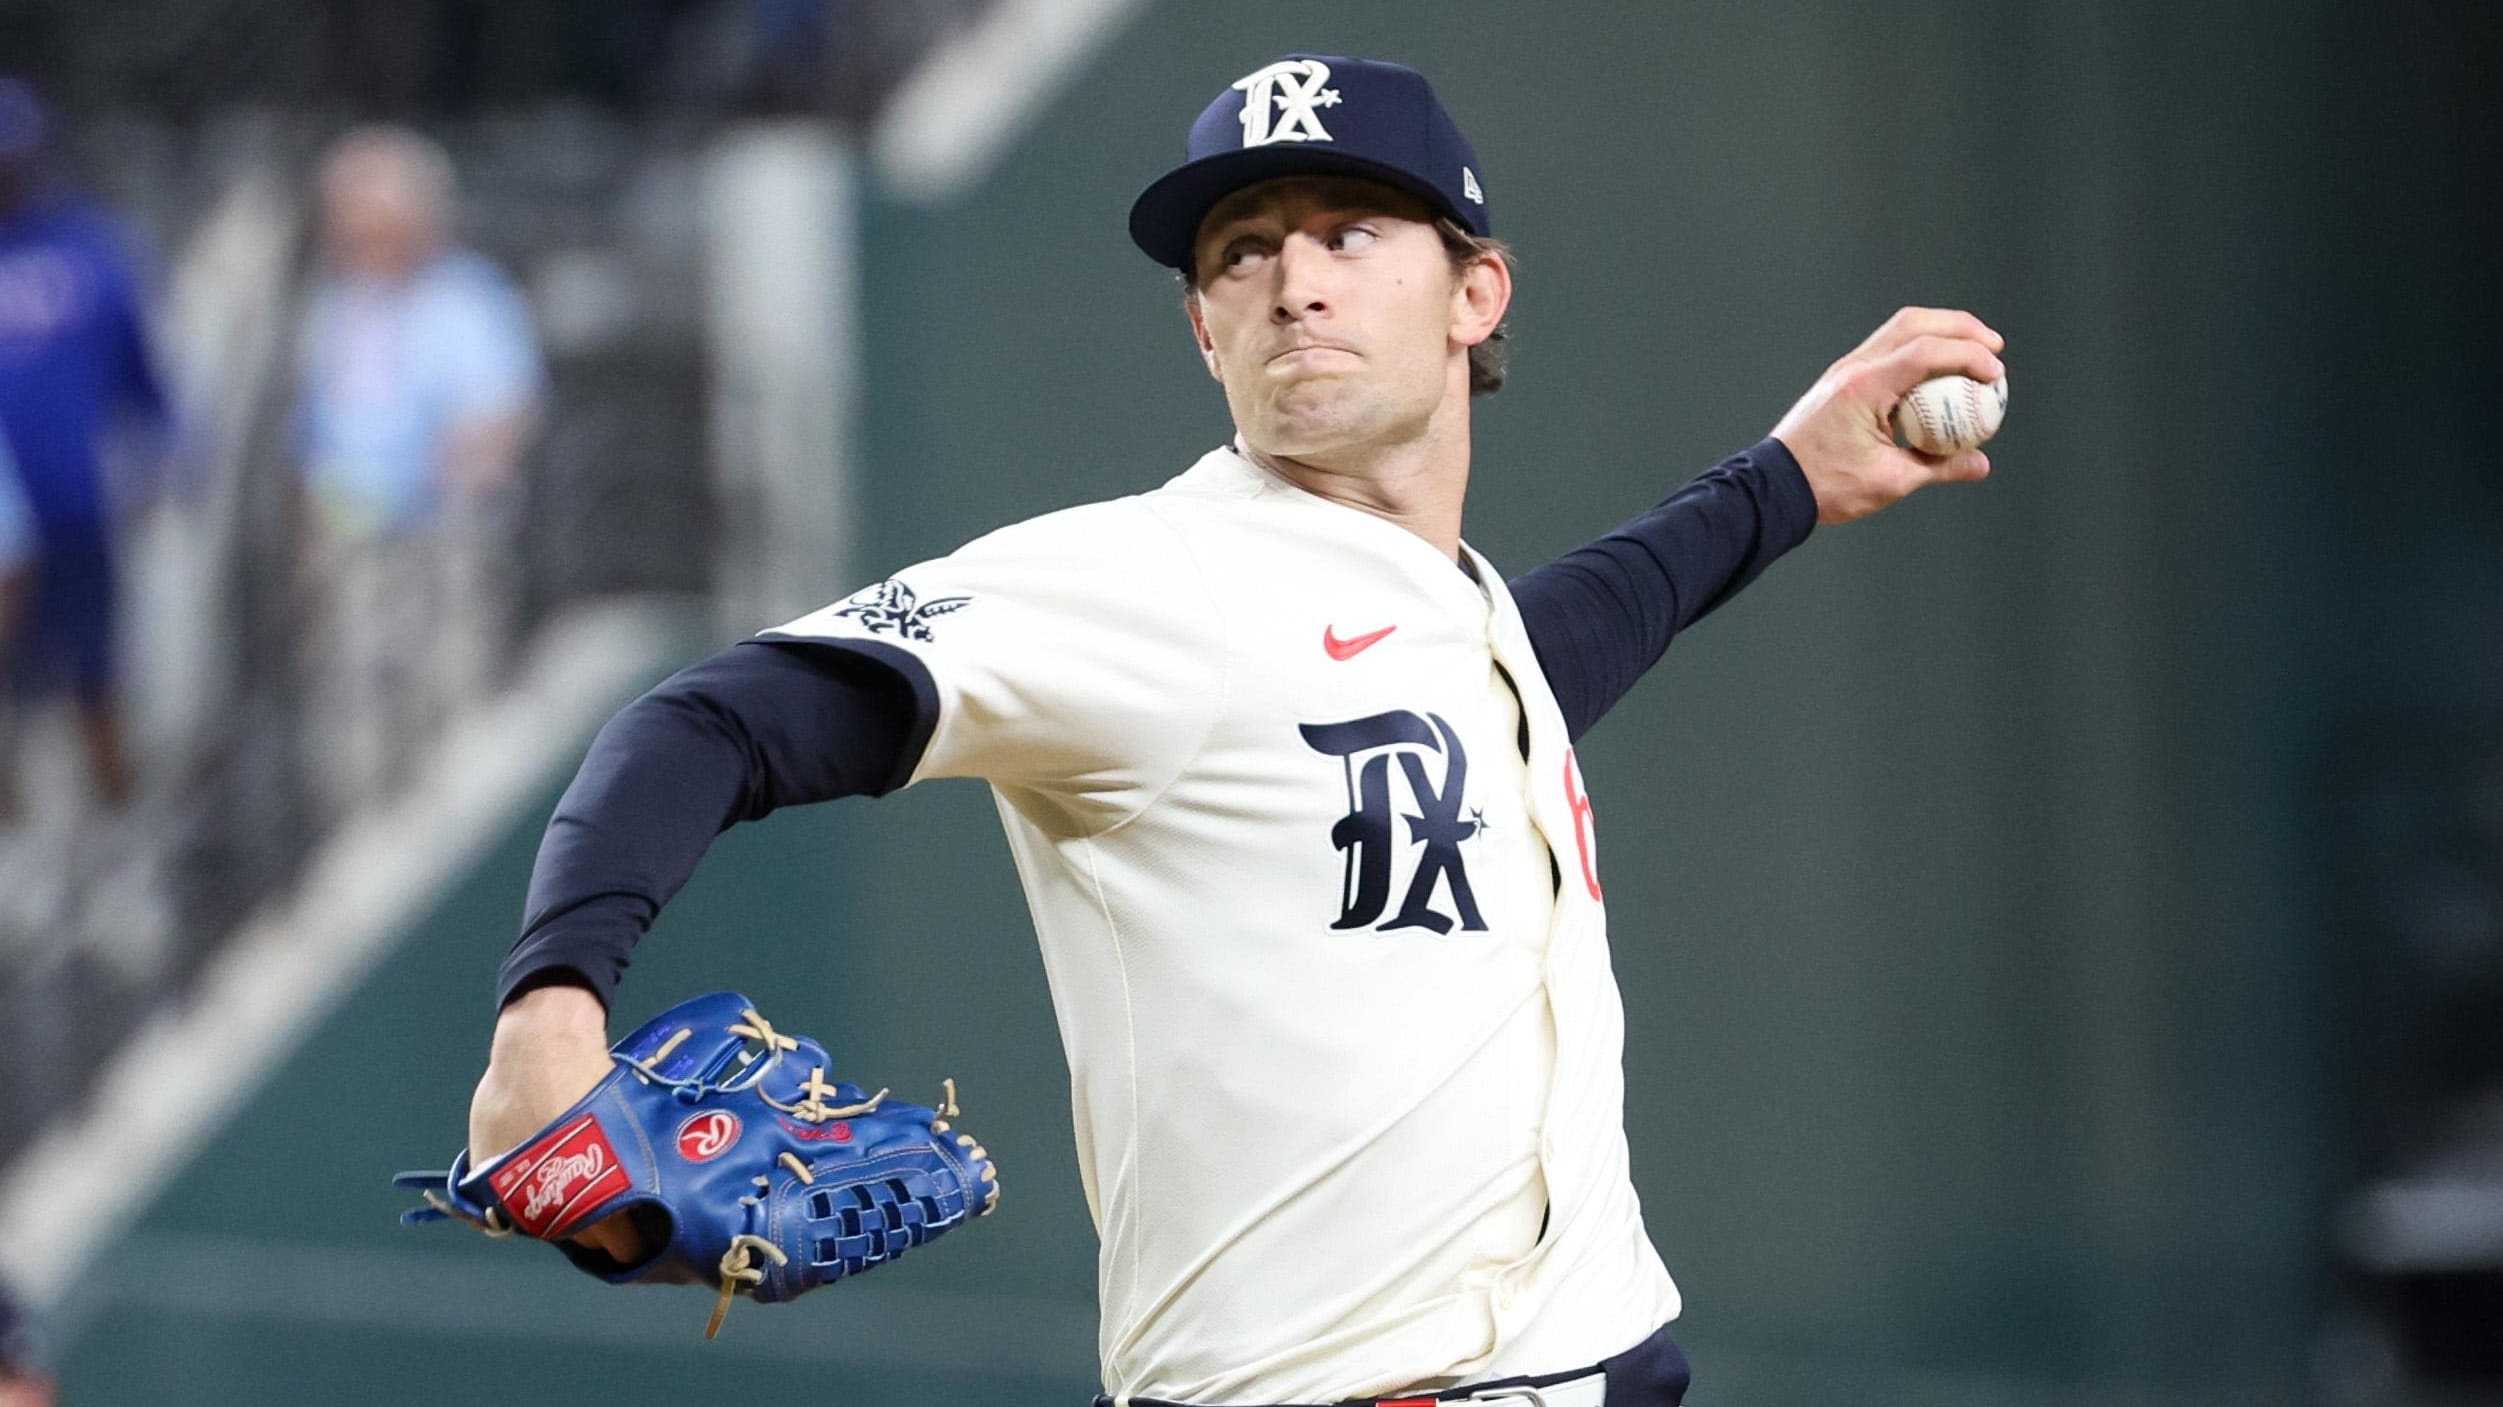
471, 639, 931, 1183
497, 638, 932, 1010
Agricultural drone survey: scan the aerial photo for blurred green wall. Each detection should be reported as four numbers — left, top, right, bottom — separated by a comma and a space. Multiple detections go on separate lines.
60, 2, 2388, 1403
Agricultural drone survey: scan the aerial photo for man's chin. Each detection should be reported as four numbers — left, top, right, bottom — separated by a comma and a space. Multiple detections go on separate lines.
1245, 396, 1392, 459
1250, 428, 1366, 463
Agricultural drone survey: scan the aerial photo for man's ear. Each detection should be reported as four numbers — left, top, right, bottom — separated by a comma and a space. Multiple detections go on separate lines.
1183, 288, 1223, 383
1450, 253, 1512, 349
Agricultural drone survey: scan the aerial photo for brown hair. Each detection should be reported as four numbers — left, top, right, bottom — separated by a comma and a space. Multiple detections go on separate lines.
1181, 216, 1519, 397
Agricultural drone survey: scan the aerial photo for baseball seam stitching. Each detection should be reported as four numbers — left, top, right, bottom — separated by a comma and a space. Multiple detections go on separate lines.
1911, 392, 1944, 451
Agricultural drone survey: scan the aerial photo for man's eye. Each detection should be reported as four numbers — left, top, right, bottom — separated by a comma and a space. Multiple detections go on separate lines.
1329, 226, 1378, 251
1224, 243, 1266, 268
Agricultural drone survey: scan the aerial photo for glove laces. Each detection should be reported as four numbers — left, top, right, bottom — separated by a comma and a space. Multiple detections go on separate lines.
760, 1063, 888, 1124
708, 1234, 787, 1340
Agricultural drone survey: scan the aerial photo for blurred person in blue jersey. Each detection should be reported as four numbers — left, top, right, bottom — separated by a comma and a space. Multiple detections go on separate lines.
1, 428, 31, 626
0, 1278, 51, 1407
0, 77, 169, 815
0, 80, 168, 813
295, 124, 543, 812
1, 435, 34, 805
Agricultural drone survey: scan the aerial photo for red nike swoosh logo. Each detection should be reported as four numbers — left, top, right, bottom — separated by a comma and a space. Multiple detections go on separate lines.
1323, 624, 1397, 660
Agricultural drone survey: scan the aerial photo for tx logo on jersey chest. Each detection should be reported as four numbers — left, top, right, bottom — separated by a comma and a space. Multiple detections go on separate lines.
1300, 710, 1487, 935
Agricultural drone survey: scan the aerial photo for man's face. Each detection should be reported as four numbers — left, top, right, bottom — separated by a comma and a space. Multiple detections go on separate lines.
1186, 176, 1495, 462
321, 170, 435, 282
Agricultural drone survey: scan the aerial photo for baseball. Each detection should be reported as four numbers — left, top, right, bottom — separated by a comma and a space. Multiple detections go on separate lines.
1893, 373, 2009, 455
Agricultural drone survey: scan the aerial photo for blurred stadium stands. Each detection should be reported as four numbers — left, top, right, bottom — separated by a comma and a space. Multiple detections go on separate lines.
0, 0, 994, 1206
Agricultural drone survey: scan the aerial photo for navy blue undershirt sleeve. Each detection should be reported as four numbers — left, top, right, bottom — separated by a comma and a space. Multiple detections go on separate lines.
495, 638, 937, 1011
1508, 437, 1818, 740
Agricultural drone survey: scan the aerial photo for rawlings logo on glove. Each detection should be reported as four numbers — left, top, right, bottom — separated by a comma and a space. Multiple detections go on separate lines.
495, 1114, 631, 1236
396, 992, 1000, 1337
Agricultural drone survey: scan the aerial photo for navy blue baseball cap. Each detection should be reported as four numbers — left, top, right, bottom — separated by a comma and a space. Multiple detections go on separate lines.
1129, 54, 1491, 272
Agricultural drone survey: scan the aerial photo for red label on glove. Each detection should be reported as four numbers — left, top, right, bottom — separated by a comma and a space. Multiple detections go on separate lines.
491, 1112, 632, 1238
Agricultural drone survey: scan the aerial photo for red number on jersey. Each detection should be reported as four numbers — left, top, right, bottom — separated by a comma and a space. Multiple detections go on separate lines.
1563, 749, 1602, 901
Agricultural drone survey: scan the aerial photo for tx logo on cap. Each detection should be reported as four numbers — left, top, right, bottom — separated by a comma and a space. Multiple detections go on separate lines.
1233, 59, 1341, 147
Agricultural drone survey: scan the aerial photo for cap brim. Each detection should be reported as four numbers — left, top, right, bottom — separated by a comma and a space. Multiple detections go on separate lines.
1128, 145, 1464, 272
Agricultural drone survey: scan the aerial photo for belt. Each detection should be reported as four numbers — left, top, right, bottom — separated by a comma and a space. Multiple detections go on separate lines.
1101, 1364, 1607, 1407
1390, 1369, 1606, 1407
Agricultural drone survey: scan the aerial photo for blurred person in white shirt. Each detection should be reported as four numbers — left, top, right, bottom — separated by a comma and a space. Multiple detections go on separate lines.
294, 125, 543, 813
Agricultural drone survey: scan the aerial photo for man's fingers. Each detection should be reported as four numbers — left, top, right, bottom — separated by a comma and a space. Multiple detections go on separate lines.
1852, 306, 2003, 361
569, 1210, 651, 1262
1861, 334, 2005, 403
1896, 445, 1990, 486
1938, 447, 1992, 482
1852, 445, 1988, 518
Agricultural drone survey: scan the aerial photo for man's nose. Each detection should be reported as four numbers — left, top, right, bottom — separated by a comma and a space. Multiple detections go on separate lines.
1269, 235, 1329, 323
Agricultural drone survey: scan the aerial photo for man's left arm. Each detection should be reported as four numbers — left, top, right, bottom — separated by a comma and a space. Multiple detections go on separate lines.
1507, 440, 1816, 741
1512, 306, 2005, 739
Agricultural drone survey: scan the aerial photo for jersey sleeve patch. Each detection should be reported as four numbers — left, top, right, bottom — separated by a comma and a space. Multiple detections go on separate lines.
761, 499, 1226, 829
826, 578, 974, 642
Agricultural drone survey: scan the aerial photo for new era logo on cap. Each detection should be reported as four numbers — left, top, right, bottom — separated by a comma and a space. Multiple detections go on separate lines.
1128, 53, 1493, 270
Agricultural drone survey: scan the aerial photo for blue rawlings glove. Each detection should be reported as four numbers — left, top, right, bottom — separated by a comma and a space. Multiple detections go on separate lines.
396, 992, 1000, 1338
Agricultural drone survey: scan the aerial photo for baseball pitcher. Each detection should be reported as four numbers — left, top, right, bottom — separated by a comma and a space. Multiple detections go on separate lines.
417, 53, 2005, 1407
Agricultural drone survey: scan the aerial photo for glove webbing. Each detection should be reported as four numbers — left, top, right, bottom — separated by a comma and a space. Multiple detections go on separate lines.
691, 1014, 975, 1342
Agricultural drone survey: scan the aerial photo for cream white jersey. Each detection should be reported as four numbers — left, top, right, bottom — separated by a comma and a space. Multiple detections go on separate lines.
769, 445, 1679, 1404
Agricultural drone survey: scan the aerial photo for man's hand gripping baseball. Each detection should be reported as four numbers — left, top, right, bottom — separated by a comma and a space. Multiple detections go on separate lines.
1772, 306, 2005, 524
